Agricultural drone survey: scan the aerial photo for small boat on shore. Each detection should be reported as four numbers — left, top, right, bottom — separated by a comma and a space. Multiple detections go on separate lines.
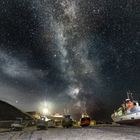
80, 113, 91, 127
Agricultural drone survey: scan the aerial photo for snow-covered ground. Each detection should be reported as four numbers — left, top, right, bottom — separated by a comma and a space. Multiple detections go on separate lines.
0, 126, 140, 140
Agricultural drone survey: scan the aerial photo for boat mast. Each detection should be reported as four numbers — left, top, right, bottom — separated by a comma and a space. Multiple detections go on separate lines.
127, 92, 130, 99
127, 91, 133, 101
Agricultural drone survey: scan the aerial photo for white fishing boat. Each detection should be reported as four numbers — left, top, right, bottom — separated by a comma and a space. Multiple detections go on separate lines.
111, 92, 140, 125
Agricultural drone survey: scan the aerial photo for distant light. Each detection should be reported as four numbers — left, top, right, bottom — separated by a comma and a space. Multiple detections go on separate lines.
42, 107, 49, 115
53, 113, 63, 118
38, 101, 53, 115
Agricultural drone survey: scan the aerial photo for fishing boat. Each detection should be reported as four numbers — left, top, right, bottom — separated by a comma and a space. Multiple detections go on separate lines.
111, 92, 140, 125
80, 113, 91, 127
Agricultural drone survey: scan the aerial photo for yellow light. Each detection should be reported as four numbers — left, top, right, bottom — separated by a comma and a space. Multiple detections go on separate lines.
42, 107, 49, 115
38, 100, 54, 115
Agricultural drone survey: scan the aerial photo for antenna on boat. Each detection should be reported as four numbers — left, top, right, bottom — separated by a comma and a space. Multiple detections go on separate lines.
127, 91, 133, 101
127, 92, 129, 99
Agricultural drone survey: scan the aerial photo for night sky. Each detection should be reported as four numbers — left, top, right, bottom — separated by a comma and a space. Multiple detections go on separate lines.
0, 0, 139, 120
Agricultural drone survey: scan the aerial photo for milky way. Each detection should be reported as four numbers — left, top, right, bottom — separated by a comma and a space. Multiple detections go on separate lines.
0, 0, 139, 120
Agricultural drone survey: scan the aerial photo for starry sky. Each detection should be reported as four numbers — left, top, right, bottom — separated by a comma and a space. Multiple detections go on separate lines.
0, 0, 139, 120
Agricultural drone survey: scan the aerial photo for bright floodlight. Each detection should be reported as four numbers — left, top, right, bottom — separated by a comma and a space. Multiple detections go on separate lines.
39, 100, 53, 115
42, 107, 49, 115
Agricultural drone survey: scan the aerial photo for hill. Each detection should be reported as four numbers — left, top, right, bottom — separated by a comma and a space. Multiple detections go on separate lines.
0, 100, 32, 120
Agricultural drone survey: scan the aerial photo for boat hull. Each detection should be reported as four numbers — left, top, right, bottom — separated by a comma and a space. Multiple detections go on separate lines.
80, 117, 91, 127
112, 112, 140, 126
115, 119, 140, 126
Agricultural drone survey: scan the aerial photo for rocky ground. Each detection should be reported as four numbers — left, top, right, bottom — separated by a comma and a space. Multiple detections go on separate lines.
0, 126, 140, 140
